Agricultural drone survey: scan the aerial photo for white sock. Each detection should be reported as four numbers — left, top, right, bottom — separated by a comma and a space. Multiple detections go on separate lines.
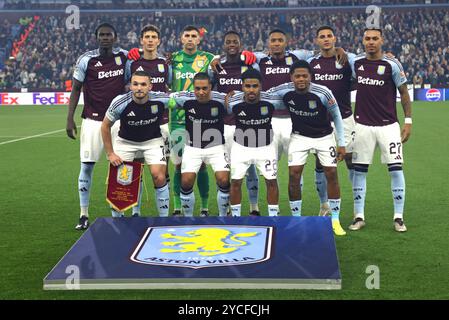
80, 206, 88, 218
289, 200, 302, 217
329, 198, 341, 221
180, 187, 195, 217
156, 183, 170, 217
217, 185, 230, 217
230, 204, 241, 217
268, 204, 279, 216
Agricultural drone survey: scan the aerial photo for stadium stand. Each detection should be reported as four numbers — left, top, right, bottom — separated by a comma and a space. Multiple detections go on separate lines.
0, 1, 448, 90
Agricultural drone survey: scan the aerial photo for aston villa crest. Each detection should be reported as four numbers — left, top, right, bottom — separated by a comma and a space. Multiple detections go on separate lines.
151, 104, 159, 114
308, 100, 317, 109
377, 65, 386, 75
115, 56, 122, 66
285, 56, 293, 65
130, 225, 273, 269
260, 106, 269, 115
157, 64, 165, 73
117, 164, 133, 186
211, 107, 218, 117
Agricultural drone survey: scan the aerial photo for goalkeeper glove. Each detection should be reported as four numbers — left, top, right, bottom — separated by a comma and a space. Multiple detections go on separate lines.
240, 50, 256, 65
128, 48, 142, 61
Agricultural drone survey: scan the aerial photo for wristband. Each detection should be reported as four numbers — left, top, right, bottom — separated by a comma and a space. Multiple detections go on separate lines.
404, 118, 412, 124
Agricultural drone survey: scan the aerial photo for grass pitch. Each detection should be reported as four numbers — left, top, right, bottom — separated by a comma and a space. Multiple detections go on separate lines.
0, 102, 448, 299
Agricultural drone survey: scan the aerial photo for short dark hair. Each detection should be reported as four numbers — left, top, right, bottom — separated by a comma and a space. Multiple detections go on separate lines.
131, 70, 152, 82
316, 25, 335, 36
95, 23, 116, 38
242, 69, 262, 83
193, 72, 211, 83
364, 28, 383, 36
224, 30, 241, 39
289, 60, 312, 75
269, 29, 286, 37
140, 24, 160, 39
182, 25, 200, 34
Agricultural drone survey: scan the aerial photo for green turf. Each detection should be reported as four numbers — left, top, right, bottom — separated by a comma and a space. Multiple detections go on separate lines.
0, 102, 448, 299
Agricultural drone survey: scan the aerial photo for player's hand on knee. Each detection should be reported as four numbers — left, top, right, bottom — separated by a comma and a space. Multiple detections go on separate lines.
108, 153, 123, 166
401, 124, 412, 143
66, 119, 77, 139
337, 147, 346, 161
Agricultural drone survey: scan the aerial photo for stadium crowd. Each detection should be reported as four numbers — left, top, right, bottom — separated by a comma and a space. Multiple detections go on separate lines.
2, 0, 441, 10
0, 7, 448, 90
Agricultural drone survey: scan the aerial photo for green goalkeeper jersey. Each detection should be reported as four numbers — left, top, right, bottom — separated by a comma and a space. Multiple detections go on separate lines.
170, 49, 216, 126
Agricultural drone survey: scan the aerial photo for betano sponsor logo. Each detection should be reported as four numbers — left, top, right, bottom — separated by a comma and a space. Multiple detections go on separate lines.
265, 67, 290, 75
127, 117, 159, 126
98, 69, 124, 79
314, 74, 344, 81
219, 78, 242, 85
175, 71, 196, 80
357, 76, 385, 86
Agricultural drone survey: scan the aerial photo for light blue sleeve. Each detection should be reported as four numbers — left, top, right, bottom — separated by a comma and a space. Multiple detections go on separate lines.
73, 55, 89, 82
252, 62, 260, 72
254, 51, 268, 64
125, 60, 132, 83
348, 53, 356, 79
228, 91, 244, 112
170, 91, 195, 108
106, 94, 131, 123
389, 59, 408, 88
211, 91, 227, 105
260, 91, 286, 110
151, 92, 171, 109
267, 82, 295, 101
319, 92, 345, 147
291, 49, 314, 60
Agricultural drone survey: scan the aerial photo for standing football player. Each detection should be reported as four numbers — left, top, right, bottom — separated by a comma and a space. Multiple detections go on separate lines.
270, 60, 347, 236
101, 71, 170, 217
208, 30, 261, 215
125, 24, 171, 217
348, 29, 412, 232
228, 69, 284, 217
307, 25, 356, 216
170, 73, 230, 217
66, 23, 128, 230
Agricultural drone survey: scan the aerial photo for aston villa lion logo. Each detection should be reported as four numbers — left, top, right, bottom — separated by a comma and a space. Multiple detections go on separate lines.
117, 164, 133, 186
131, 225, 273, 269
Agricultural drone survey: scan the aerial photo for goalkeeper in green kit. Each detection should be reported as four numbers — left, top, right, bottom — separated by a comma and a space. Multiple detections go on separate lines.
127, 25, 256, 216
169, 25, 216, 216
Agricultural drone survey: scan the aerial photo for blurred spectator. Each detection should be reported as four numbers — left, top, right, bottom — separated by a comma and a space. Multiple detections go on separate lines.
1, 5, 448, 90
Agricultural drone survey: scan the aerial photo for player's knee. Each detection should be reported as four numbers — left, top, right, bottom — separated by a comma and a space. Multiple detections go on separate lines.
231, 179, 243, 189
289, 168, 301, 182
265, 179, 278, 190
152, 173, 166, 188
181, 177, 195, 190
324, 167, 338, 183
217, 181, 230, 193
216, 175, 230, 189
